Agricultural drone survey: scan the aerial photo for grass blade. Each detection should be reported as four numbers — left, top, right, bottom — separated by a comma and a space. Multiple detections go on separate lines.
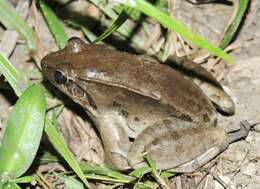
129, 167, 152, 178
0, 52, 27, 97
93, 6, 134, 43
0, 0, 37, 51
80, 162, 132, 182
44, 119, 90, 188
218, 0, 249, 49
38, 0, 68, 48
122, 0, 235, 63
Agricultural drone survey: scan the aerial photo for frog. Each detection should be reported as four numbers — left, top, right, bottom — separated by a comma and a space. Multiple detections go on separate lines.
41, 37, 248, 172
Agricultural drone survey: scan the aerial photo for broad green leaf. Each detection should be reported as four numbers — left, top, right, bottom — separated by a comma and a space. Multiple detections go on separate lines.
0, 182, 21, 189
0, 0, 37, 51
0, 84, 46, 180
39, 0, 68, 48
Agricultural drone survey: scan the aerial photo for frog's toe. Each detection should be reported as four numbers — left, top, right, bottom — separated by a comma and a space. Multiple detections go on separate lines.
212, 95, 235, 115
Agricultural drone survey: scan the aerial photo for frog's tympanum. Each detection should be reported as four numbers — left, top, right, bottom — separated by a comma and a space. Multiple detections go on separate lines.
41, 37, 247, 172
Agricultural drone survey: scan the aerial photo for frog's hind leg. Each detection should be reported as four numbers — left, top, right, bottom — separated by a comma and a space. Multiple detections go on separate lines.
128, 118, 229, 171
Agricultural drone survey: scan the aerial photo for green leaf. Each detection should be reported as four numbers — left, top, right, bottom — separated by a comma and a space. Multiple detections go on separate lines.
0, 182, 21, 189
0, 84, 46, 180
38, 0, 68, 48
80, 162, 131, 182
0, 0, 37, 51
122, 0, 235, 63
129, 166, 152, 178
160, 171, 175, 178
144, 154, 156, 171
10, 175, 37, 184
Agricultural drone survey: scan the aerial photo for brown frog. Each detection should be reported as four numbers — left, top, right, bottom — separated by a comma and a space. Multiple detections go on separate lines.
41, 37, 247, 172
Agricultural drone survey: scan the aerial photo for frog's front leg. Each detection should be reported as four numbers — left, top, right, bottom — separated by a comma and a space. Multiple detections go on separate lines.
128, 118, 229, 171
95, 115, 132, 170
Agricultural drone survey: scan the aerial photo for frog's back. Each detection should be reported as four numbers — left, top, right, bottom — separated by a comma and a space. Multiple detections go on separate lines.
71, 45, 216, 123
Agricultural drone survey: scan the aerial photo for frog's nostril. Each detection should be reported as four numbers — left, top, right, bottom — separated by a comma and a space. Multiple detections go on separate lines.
41, 62, 48, 70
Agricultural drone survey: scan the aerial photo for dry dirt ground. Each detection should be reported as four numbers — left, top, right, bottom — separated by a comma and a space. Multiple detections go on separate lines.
0, 1, 259, 189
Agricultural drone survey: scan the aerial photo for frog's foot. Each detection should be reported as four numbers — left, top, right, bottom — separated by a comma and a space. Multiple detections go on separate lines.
227, 120, 251, 143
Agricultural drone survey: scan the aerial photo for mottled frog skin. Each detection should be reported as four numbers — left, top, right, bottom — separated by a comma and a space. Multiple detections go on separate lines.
41, 37, 235, 172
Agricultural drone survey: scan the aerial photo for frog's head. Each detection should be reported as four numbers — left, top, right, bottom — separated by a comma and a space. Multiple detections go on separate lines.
41, 37, 98, 116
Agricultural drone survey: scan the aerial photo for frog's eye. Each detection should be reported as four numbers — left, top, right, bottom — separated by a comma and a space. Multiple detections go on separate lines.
54, 70, 67, 85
